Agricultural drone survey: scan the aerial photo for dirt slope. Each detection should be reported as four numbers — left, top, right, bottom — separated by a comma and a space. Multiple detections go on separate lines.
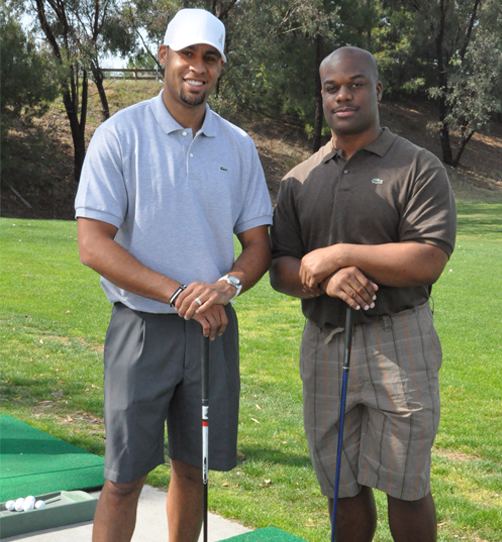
2, 85, 501, 219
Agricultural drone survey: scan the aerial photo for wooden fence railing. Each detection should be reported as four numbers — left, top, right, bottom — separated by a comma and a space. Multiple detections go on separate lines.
101, 68, 162, 80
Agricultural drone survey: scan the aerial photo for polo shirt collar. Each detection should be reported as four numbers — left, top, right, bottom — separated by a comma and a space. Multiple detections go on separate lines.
320, 141, 338, 164
151, 91, 217, 137
363, 127, 395, 157
323, 127, 396, 163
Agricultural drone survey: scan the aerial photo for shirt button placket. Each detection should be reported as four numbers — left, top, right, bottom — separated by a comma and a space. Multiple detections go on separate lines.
186, 135, 197, 175
182, 131, 191, 175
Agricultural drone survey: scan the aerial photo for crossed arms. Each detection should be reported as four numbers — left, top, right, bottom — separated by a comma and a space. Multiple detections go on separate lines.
77, 217, 271, 339
270, 241, 448, 311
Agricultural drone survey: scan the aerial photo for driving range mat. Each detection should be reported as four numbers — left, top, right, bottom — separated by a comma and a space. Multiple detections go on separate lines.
222, 527, 306, 541
0, 415, 104, 502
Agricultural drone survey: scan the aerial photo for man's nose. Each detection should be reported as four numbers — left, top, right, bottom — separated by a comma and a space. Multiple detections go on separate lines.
335, 85, 353, 101
188, 56, 206, 74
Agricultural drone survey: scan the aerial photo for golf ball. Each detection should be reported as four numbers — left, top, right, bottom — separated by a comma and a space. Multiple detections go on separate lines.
5, 500, 15, 511
35, 500, 46, 510
25, 496, 35, 506
23, 500, 35, 512
15, 498, 25, 512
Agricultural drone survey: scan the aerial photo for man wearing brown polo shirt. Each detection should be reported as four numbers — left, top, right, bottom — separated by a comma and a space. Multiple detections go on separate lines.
270, 46, 456, 541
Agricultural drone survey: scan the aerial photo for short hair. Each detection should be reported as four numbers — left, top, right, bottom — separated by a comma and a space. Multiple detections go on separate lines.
320, 46, 379, 81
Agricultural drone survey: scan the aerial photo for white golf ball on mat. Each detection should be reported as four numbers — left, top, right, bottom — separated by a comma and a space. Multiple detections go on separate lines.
23, 500, 35, 512
35, 500, 46, 510
5, 500, 15, 511
14, 498, 25, 512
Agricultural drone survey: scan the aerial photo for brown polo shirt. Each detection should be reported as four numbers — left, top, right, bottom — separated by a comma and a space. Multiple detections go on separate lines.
271, 128, 457, 328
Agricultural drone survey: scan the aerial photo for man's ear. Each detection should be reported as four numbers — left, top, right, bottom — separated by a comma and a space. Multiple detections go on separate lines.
376, 81, 383, 103
158, 45, 169, 67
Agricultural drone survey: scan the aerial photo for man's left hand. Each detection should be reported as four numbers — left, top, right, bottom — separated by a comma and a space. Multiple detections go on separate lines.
300, 246, 339, 288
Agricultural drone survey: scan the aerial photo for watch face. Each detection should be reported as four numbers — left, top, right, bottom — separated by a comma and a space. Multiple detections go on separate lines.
228, 275, 241, 287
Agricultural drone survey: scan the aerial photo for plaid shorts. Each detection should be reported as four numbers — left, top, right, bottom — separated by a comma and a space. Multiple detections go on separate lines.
103, 303, 240, 483
301, 303, 442, 501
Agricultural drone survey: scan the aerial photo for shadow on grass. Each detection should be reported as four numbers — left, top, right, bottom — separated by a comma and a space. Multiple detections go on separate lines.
456, 201, 502, 237
0, 373, 98, 416
240, 445, 311, 468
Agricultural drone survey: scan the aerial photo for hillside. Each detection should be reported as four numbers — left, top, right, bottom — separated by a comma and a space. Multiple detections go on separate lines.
2, 80, 501, 219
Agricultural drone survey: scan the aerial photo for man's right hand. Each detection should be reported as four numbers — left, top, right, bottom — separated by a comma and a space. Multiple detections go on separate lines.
174, 282, 230, 340
191, 305, 229, 340
322, 266, 378, 311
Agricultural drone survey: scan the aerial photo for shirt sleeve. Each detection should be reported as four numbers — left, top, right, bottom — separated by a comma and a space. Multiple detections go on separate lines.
233, 137, 273, 234
270, 177, 305, 260
74, 124, 127, 228
398, 152, 457, 257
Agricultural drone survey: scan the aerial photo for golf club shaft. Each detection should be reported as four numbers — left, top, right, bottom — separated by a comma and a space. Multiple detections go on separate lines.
331, 307, 354, 542
201, 336, 210, 542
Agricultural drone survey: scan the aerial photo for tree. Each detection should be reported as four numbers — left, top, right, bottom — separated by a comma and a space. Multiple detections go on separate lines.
277, 1, 340, 151
113, 0, 177, 74
73, 0, 123, 121
429, 0, 502, 166
32, 0, 133, 182
1, 3, 59, 200
208, 0, 338, 147
380, 0, 502, 166
33, 0, 89, 183
0, 7, 58, 132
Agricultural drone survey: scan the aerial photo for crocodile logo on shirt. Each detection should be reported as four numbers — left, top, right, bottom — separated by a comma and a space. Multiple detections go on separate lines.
370, 177, 384, 185
220, 166, 228, 172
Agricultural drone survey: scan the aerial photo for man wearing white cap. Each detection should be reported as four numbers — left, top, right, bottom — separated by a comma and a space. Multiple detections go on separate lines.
75, 8, 272, 542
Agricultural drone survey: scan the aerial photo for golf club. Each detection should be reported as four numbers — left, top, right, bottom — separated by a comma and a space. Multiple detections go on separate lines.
331, 306, 354, 542
201, 335, 210, 542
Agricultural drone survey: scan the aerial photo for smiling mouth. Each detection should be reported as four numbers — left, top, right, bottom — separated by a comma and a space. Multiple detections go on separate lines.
184, 79, 205, 88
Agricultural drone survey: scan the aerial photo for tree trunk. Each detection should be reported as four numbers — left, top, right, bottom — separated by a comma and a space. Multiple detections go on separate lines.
366, 0, 373, 50
312, 35, 324, 152
34, 1, 89, 184
439, 103, 453, 165
92, 63, 110, 120
452, 129, 474, 167
61, 66, 88, 184
435, 0, 454, 165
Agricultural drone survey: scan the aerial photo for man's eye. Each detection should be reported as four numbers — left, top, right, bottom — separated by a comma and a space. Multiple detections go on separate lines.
326, 86, 338, 93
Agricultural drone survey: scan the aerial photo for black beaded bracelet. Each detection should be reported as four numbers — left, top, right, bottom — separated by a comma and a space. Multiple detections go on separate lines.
169, 284, 187, 307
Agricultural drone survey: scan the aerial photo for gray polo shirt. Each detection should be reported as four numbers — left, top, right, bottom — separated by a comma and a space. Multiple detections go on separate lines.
271, 128, 456, 328
75, 92, 272, 313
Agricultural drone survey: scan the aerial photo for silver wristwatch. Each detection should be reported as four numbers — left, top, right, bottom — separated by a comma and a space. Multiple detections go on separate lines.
218, 274, 243, 299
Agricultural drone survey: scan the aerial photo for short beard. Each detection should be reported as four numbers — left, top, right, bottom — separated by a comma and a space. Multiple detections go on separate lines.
180, 90, 206, 107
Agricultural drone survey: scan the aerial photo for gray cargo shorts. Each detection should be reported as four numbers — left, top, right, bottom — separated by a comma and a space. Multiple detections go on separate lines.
103, 302, 239, 483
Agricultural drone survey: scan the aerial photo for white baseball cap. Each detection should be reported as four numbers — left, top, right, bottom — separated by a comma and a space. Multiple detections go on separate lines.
163, 8, 226, 63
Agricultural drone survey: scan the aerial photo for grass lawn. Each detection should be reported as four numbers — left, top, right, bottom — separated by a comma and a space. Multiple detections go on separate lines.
1, 199, 501, 541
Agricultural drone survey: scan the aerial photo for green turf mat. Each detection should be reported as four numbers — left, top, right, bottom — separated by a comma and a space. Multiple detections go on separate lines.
222, 527, 306, 541
0, 415, 104, 501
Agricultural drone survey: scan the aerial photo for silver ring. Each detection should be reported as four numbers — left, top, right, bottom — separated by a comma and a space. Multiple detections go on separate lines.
195, 297, 203, 306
